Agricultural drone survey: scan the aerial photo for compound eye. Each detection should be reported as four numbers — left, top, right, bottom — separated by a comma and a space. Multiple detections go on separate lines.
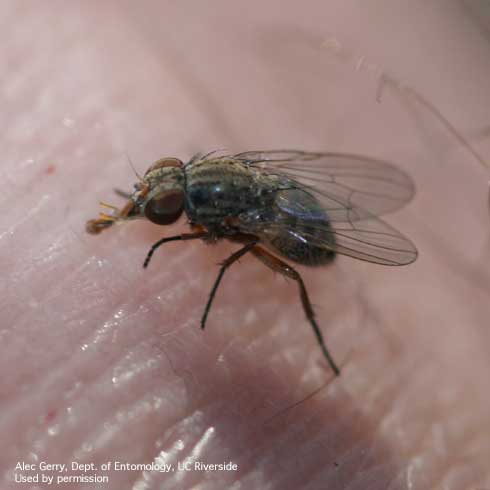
144, 158, 183, 176
144, 189, 184, 225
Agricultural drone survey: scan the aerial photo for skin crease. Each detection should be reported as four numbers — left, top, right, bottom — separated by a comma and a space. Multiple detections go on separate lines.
1, 0, 490, 488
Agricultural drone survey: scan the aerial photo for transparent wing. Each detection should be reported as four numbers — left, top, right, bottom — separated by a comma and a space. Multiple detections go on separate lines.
233, 150, 415, 219
246, 212, 418, 265
230, 151, 418, 265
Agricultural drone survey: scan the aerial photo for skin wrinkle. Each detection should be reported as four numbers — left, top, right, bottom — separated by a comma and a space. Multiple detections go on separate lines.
1, 1, 490, 489
3, 242, 181, 401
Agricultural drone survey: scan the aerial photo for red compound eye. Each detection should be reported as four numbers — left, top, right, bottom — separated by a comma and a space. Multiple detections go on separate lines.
144, 189, 184, 225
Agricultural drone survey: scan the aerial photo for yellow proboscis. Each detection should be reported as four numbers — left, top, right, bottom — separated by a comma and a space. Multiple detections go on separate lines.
98, 212, 116, 222
99, 201, 119, 211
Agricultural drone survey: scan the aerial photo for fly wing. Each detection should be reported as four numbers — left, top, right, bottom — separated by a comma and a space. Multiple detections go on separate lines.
231, 151, 418, 265
233, 150, 415, 219
240, 196, 417, 265
248, 212, 418, 265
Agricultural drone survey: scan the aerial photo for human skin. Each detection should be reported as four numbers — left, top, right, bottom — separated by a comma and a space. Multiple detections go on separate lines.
1, 1, 490, 489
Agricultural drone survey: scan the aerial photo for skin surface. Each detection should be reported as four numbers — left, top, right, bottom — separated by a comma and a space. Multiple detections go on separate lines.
1, 1, 490, 489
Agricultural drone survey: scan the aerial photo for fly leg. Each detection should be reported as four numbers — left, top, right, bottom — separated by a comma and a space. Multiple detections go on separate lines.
251, 245, 340, 376
143, 230, 210, 268
201, 240, 258, 330
113, 188, 132, 199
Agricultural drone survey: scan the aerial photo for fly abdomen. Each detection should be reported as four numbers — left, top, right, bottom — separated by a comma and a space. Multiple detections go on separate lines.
268, 189, 336, 266
269, 221, 336, 266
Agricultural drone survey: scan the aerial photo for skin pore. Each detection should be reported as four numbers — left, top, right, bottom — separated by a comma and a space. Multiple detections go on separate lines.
1, 1, 489, 489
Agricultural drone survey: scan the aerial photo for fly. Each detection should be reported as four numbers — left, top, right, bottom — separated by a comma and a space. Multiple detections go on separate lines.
86, 150, 418, 376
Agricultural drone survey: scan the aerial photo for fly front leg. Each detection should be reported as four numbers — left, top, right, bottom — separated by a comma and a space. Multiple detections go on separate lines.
143, 230, 210, 268
113, 188, 132, 200
251, 245, 340, 376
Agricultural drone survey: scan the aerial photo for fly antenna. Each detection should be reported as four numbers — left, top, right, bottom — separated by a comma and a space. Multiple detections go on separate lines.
125, 152, 144, 182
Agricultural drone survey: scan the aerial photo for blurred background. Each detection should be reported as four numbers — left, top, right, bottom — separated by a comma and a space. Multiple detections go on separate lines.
1, 1, 489, 489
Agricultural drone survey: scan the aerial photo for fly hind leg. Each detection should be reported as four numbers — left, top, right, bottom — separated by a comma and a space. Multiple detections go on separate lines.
251, 245, 340, 376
